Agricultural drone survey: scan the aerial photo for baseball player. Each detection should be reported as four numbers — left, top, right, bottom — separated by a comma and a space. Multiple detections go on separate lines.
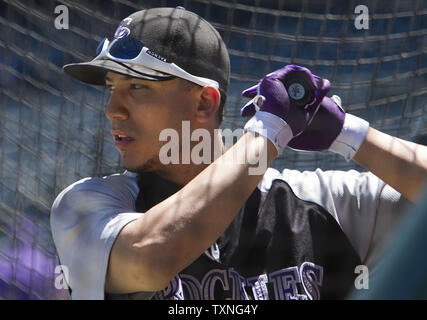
50, 7, 427, 300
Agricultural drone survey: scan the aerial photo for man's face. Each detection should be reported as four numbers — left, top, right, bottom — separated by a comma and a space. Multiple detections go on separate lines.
105, 72, 201, 172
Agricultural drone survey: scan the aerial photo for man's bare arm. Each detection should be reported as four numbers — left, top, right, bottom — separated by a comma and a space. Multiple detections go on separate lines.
353, 127, 427, 202
105, 132, 277, 293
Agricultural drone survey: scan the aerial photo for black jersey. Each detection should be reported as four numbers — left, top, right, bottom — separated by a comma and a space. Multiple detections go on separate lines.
135, 172, 361, 300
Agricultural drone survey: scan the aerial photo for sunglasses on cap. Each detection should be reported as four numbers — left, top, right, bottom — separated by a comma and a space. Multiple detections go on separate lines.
94, 36, 219, 89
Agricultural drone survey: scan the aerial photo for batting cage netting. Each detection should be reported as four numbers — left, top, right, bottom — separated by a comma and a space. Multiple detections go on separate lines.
0, 0, 426, 299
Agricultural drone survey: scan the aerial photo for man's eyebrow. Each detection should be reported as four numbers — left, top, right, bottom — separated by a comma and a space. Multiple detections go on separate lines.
104, 75, 135, 82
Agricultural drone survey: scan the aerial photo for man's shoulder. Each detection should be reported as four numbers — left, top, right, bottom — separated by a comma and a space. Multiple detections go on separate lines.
258, 167, 324, 192
60, 170, 137, 194
51, 171, 139, 214
258, 166, 383, 203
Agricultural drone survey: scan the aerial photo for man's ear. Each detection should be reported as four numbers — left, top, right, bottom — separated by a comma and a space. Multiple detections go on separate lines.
195, 86, 220, 124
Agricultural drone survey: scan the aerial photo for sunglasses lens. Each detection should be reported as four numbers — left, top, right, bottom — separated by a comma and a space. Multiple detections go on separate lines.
96, 38, 108, 55
109, 37, 144, 59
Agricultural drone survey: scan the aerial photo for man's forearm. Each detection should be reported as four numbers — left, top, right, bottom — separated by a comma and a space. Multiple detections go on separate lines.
353, 127, 427, 202
144, 132, 277, 269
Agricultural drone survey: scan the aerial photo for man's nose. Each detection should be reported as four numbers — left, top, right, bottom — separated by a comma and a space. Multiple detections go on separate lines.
105, 91, 130, 121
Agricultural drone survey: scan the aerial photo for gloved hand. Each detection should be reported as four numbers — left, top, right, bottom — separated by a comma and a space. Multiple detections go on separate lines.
287, 95, 346, 151
287, 94, 370, 161
241, 65, 331, 154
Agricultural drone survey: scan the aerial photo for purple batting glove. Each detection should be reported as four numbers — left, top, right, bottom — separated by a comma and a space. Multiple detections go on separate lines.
288, 94, 370, 161
241, 65, 331, 137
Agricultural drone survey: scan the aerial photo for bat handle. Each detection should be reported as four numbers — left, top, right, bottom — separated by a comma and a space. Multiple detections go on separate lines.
284, 78, 315, 109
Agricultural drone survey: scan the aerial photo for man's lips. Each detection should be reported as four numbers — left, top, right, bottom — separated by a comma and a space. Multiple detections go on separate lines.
111, 130, 135, 148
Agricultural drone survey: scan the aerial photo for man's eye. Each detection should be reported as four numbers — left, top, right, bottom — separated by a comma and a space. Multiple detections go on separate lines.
106, 85, 115, 92
130, 84, 146, 90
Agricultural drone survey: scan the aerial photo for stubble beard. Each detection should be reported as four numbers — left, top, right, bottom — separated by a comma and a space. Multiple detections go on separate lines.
123, 155, 159, 174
